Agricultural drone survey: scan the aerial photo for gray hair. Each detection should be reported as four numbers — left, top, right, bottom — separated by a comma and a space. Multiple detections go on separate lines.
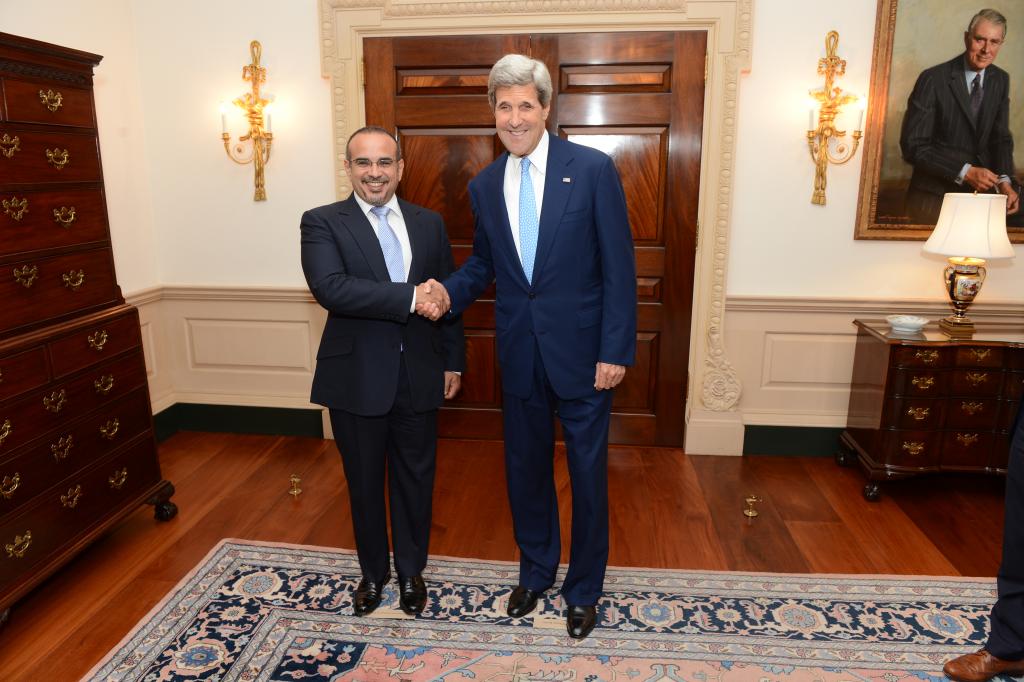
487, 54, 553, 109
967, 9, 1007, 38
345, 126, 402, 161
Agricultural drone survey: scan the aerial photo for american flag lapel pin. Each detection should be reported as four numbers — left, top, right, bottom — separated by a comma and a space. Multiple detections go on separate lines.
562, 177, 571, 183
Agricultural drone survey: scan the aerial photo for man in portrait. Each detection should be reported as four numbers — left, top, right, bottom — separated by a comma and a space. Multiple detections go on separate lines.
300, 126, 463, 618
899, 8, 1019, 225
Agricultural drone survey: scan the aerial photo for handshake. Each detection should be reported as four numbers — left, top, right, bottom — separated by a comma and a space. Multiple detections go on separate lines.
415, 278, 451, 321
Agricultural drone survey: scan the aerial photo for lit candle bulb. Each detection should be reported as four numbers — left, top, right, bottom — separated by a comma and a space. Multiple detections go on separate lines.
857, 106, 865, 131
219, 102, 227, 134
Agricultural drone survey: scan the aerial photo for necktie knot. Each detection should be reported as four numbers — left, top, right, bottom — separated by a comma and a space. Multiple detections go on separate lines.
370, 205, 388, 219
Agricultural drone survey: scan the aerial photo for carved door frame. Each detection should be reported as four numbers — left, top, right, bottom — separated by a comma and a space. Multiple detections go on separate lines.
318, 0, 753, 455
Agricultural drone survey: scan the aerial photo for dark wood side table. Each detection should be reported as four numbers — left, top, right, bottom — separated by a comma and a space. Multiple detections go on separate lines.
839, 319, 1023, 500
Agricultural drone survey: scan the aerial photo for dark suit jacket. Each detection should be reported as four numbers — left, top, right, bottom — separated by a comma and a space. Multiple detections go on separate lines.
300, 195, 464, 416
443, 134, 637, 400
900, 54, 1015, 197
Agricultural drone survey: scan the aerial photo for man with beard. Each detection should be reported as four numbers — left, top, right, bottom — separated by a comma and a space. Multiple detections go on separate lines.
300, 126, 463, 617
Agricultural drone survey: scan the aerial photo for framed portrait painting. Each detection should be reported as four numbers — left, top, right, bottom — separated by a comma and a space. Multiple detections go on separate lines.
855, 0, 1023, 240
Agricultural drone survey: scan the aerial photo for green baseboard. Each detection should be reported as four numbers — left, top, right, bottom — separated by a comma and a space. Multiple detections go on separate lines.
154, 403, 323, 442
743, 426, 843, 457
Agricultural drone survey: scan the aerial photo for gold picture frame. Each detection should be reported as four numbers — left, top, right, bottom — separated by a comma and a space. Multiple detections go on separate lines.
855, 0, 1024, 241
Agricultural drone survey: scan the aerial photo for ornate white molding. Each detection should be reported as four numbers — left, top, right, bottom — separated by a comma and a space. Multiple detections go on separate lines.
319, 0, 752, 430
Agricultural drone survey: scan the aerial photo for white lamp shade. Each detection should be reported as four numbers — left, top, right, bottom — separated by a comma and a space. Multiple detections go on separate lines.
922, 193, 1014, 259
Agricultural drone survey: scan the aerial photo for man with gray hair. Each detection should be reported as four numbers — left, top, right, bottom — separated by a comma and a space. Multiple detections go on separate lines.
418, 54, 637, 639
899, 8, 1019, 225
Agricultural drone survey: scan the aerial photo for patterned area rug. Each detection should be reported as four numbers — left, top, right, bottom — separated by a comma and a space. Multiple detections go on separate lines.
85, 539, 1000, 681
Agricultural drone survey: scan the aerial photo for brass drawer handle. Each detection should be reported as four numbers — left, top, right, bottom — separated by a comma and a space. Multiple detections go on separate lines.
99, 418, 120, 440
0, 418, 10, 445
3, 196, 27, 221
956, 433, 980, 447
969, 348, 992, 362
966, 372, 989, 386
5, 530, 31, 558
108, 467, 128, 490
902, 441, 925, 456
61, 484, 82, 509
94, 374, 114, 395
45, 148, 69, 170
914, 350, 939, 365
53, 206, 76, 227
88, 330, 108, 350
38, 89, 63, 112
906, 407, 930, 421
62, 269, 85, 290
961, 401, 984, 416
0, 133, 19, 158
51, 434, 73, 461
14, 264, 38, 288
911, 375, 935, 390
1, 472, 20, 499
43, 389, 67, 414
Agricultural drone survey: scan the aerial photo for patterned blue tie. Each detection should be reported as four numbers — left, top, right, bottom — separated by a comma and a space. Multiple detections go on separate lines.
370, 205, 405, 283
519, 157, 539, 282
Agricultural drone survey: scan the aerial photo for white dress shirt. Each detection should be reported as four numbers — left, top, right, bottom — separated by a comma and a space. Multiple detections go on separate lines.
352, 192, 416, 311
503, 131, 549, 261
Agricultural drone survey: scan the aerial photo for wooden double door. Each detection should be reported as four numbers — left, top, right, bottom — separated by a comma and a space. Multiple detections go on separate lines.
364, 31, 706, 446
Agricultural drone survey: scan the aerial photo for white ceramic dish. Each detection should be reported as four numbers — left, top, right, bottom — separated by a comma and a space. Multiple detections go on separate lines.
886, 314, 929, 333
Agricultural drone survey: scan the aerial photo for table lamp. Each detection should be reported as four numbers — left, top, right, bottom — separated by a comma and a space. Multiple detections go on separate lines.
922, 192, 1014, 336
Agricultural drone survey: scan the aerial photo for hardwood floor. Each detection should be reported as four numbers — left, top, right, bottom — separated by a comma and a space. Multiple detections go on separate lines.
0, 431, 1007, 680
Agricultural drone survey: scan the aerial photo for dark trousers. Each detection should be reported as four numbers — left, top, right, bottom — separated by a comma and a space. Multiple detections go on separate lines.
987, 400, 1024, 660
502, 342, 612, 606
329, 357, 437, 582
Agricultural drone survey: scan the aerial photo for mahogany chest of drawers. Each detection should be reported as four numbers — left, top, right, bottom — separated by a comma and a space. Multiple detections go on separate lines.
840, 319, 1022, 500
0, 32, 174, 621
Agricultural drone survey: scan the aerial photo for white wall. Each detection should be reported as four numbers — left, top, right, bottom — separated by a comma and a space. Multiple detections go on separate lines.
0, 0, 160, 293
728, 0, 1023, 302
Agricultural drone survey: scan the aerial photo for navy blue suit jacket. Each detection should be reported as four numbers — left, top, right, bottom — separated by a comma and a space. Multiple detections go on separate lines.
301, 195, 464, 416
444, 134, 637, 400
900, 54, 1015, 197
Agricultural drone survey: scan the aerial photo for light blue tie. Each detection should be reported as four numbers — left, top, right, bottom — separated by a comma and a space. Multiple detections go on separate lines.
518, 157, 539, 283
370, 205, 405, 283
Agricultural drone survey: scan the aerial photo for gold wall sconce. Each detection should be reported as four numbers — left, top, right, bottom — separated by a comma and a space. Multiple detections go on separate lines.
222, 40, 273, 201
807, 31, 863, 205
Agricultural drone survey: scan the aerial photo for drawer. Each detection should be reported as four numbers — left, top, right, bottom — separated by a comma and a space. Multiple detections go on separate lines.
954, 346, 1004, 368
0, 435, 160, 586
2, 78, 95, 128
885, 397, 945, 429
939, 430, 994, 468
0, 188, 108, 259
35, 350, 148, 430
0, 388, 152, 519
945, 398, 1000, 430
48, 309, 140, 378
0, 346, 48, 402
880, 430, 939, 468
0, 127, 101, 184
891, 369, 947, 397
949, 368, 1002, 397
2, 248, 119, 335
892, 346, 950, 368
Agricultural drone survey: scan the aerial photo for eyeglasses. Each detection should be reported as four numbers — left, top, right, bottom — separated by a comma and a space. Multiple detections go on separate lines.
351, 157, 396, 170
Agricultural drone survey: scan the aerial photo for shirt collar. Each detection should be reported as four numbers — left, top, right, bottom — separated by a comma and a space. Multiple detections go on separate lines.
353, 192, 401, 220
513, 131, 549, 176
963, 57, 986, 83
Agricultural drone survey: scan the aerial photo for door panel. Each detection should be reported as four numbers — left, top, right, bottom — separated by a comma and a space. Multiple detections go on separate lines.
364, 31, 705, 446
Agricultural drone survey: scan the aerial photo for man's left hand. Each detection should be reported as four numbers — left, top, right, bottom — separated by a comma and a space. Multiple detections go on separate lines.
998, 181, 1020, 215
594, 362, 626, 390
444, 371, 461, 399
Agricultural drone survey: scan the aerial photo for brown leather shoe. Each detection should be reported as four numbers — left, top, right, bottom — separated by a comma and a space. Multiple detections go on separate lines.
943, 650, 1024, 682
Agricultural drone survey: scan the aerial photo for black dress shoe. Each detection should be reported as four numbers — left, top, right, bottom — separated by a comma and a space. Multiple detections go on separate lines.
566, 604, 598, 639
398, 575, 427, 615
507, 585, 543, 617
353, 572, 390, 616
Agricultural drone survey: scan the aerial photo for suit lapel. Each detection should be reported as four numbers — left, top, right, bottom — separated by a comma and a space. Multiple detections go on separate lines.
532, 136, 574, 281
337, 195, 391, 282
947, 56, 975, 128
976, 68, 1002, 141
401, 198, 426, 286
484, 155, 528, 283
